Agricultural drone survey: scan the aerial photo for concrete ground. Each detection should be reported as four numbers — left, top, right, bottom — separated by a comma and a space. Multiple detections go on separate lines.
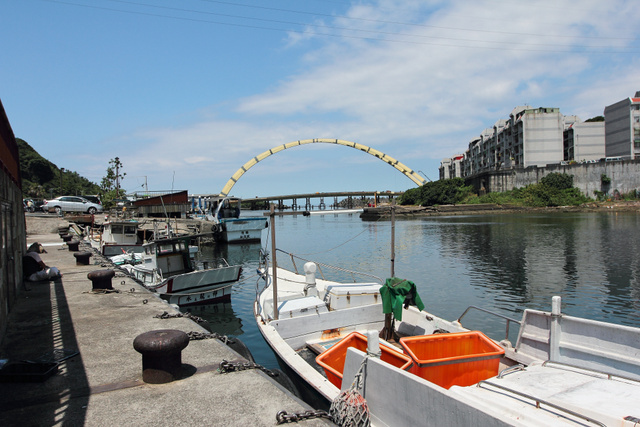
0, 226, 333, 426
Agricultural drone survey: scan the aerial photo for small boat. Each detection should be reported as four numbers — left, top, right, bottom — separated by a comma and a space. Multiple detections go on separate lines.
203, 196, 267, 243
88, 215, 145, 257
254, 214, 640, 426
123, 235, 242, 307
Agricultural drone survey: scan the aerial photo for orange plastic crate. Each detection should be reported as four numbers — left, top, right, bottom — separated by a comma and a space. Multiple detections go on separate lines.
399, 331, 505, 389
316, 332, 412, 388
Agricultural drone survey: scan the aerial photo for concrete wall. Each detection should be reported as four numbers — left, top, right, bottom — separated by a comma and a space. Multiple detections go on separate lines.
466, 159, 640, 198
0, 100, 27, 343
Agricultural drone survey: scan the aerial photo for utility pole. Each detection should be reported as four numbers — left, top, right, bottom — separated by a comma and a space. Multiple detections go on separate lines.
59, 168, 65, 196
115, 157, 120, 197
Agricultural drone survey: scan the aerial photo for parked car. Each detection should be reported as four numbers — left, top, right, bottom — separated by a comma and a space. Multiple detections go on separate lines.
43, 196, 104, 215
81, 195, 102, 205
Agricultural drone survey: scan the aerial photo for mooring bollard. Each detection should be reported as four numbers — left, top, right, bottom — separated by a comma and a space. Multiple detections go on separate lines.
133, 330, 189, 384
62, 234, 73, 242
73, 251, 92, 265
87, 269, 115, 290
67, 240, 80, 251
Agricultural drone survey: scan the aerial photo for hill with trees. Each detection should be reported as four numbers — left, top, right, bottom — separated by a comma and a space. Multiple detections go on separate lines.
17, 138, 100, 199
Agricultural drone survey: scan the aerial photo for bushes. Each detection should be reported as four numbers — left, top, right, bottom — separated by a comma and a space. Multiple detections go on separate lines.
399, 178, 474, 206
540, 172, 574, 190
401, 173, 591, 207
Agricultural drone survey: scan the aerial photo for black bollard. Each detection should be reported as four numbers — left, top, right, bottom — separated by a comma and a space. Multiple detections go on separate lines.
87, 269, 115, 290
73, 251, 92, 265
133, 330, 189, 384
67, 240, 80, 251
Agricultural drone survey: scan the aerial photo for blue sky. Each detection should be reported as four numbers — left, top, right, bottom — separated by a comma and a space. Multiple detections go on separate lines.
2, 0, 639, 198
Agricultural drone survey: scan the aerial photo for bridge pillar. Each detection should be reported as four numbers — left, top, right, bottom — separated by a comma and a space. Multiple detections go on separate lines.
319, 197, 325, 210
291, 198, 298, 211
347, 196, 353, 209
278, 199, 285, 211
305, 197, 312, 210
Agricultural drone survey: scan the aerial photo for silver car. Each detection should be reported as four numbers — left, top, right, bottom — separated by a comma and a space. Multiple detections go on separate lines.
44, 196, 104, 215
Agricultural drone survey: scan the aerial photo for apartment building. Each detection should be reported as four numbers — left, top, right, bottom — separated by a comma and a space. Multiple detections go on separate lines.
604, 91, 640, 159
440, 105, 609, 179
563, 119, 605, 162
439, 155, 463, 180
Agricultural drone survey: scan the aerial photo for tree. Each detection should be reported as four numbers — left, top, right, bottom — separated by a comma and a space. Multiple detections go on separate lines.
585, 116, 604, 122
100, 157, 126, 208
540, 173, 573, 190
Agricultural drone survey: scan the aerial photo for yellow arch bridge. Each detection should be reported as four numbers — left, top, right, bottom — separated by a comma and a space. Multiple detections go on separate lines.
219, 138, 426, 197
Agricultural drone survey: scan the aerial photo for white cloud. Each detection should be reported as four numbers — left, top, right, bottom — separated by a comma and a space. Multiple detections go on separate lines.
68, 0, 640, 196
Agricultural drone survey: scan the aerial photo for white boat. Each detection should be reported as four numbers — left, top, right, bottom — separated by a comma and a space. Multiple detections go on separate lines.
255, 253, 640, 426
124, 235, 242, 307
88, 216, 145, 257
203, 196, 267, 243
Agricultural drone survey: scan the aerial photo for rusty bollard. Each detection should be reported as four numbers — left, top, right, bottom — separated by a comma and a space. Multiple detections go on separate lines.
87, 269, 115, 290
73, 251, 92, 265
133, 330, 189, 384
67, 240, 80, 251
62, 234, 74, 243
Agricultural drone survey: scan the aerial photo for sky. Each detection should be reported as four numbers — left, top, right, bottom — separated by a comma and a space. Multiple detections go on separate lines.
2, 0, 639, 199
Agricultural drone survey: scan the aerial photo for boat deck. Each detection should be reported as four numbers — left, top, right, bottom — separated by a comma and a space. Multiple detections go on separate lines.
451, 362, 640, 425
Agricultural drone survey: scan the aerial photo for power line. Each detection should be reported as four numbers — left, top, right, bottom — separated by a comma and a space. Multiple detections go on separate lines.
39, 0, 639, 53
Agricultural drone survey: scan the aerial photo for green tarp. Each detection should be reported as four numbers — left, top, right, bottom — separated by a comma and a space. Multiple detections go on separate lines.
380, 277, 425, 321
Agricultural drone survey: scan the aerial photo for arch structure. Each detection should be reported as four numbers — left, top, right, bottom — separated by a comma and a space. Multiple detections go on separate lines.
219, 138, 426, 197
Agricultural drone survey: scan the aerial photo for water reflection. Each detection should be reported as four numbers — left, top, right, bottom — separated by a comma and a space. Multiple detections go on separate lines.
419, 213, 640, 327
180, 212, 640, 372
183, 302, 243, 336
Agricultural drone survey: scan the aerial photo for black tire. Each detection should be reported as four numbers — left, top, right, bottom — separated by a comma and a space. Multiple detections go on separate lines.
88, 207, 97, 214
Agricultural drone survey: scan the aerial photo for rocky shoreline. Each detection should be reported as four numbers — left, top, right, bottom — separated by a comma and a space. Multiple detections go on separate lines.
359, 201, 640, 220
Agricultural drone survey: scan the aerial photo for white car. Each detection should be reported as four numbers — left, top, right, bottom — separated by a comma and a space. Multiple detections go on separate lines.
43, 196, 104, 215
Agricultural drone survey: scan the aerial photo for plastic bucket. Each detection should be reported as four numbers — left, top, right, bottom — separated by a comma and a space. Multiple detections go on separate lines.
399, 331, 504, 389
316, 331, 412, 388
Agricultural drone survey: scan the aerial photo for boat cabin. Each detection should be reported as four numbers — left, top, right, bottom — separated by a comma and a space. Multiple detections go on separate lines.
141, 237, 194, 277
99, 220, 144, 256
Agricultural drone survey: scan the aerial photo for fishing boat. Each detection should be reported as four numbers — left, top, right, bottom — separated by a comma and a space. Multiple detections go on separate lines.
204, 196, 267, 243
87, 215, 145, 257
254, 212, 640, 426
123, 235, 242, 307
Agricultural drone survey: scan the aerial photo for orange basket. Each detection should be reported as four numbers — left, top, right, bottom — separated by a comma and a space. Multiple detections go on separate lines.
316, 332, 412, 388
399, 331, 504, 389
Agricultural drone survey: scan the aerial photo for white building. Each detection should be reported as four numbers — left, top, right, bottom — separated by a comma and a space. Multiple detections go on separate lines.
563, 119, 605, 162
604, 91, 640, 160
439, 155, 464, 179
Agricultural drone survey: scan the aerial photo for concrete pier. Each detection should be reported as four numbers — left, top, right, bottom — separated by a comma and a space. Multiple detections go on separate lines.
0, 231, 333, 426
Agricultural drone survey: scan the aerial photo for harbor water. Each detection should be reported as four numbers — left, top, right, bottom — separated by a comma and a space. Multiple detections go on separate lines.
184, 211, 640, 374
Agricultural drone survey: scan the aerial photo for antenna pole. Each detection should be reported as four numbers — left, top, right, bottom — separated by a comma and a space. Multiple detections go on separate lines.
270, 204, 279, 320
390, 201, 395, 278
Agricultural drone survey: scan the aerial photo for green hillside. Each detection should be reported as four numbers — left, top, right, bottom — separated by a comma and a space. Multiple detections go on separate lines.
17, 138, 100, 199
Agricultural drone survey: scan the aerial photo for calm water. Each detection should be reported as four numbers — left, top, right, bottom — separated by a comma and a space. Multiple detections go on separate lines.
184, 211, 640, 372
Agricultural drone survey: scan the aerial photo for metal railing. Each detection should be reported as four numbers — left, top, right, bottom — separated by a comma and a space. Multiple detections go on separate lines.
456, 305, 521, 342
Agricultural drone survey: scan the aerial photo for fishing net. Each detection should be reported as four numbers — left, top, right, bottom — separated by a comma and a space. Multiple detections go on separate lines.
329, 356, 371, 427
